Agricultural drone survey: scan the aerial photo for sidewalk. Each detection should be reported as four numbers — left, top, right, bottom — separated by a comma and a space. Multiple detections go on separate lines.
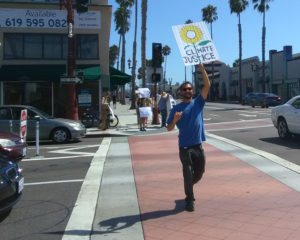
85, 100, 168, 137
86, 101, 300, 240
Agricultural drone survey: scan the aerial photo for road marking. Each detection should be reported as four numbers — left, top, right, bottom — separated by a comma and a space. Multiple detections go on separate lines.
23, 155, 94, 162
207, 124, 273, 132
25, 179, 84, 186
27, 144, 101, 150
205, 118, 270, 126
238, 114, 257, 117
204, 118, 212, 121
62, 137, 111, 240
207, 133, 300, 173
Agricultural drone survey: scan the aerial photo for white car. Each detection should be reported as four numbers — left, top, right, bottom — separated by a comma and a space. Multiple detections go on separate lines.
271, 95, 300, 139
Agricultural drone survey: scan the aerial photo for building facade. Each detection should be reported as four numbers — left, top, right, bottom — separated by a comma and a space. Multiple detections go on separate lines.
0, 0, 112, 118
194, 45, 300, 102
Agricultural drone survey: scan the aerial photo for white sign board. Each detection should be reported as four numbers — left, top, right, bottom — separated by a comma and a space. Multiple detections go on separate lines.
137, 88, 150, 98
0, 8, 101, 29
139, 107, 152, 118
20, 109, 27, 140
172, 22, 219, 66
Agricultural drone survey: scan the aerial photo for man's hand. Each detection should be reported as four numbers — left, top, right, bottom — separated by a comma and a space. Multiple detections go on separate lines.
167, 112, 182, 131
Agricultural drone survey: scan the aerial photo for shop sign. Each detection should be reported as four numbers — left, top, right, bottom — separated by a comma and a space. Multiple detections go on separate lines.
0, 8, 101, 29
78, 89, 92, 107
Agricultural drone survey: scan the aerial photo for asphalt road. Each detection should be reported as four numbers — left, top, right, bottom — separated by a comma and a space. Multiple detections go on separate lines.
204, 102, 300, 165
0, 137, 102, 240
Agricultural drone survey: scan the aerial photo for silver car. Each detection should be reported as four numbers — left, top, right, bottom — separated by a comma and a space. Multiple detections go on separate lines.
0, 105, 86, 143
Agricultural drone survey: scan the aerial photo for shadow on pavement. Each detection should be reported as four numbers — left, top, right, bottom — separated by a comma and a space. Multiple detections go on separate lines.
97, 199, 185, 234
45, 200, 186, 237
260, 136, 300, 149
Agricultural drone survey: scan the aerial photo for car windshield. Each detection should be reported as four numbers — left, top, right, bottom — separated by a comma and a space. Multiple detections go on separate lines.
30, 107, 54, 119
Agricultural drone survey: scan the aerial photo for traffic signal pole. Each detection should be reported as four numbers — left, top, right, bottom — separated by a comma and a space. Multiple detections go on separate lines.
152, 68, 160, 125
66, 0, 79, 120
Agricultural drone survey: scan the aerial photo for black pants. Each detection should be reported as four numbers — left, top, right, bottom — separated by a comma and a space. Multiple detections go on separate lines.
179, 144, 206, 202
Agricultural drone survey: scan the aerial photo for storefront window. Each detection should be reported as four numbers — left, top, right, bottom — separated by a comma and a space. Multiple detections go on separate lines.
76, 35, 98, 59
4, 82, 52, 114
24, 34, 43, 59
44, 35, 63, 59
4, 34, 23, 59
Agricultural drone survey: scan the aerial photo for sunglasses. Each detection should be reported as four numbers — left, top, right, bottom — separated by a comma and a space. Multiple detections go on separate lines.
182, 87, 193, 92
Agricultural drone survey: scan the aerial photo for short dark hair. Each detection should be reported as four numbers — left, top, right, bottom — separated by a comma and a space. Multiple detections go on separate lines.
179, 81, 193, 91
176, 81, 194, 99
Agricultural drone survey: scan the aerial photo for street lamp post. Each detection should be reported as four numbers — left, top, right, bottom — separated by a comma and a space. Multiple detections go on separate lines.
128, 58, 136, 109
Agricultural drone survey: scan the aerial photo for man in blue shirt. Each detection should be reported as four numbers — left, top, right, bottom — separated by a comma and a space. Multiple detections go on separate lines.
167, 63, 210, 212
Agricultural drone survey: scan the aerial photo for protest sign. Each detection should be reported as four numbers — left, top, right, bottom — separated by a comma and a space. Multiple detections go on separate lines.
172, 22, 219, 66
139, 107, 152, 118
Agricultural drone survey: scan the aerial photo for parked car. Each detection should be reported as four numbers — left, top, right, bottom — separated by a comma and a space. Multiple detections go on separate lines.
0, 132, 27, 162
0, 105, 86, 143
271, 95, 300, 139
250, 93, 282, 108
242, 92, 258, 105
0, 157, 24, 216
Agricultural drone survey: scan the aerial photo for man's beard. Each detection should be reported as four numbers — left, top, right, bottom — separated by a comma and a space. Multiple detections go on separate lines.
182, 93, 193, 100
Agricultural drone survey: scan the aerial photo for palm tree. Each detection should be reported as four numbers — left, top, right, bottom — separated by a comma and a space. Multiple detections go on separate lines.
109, 45, 119, 66
141, 0, 148, 87
230, 0, 249, 102
114, 0, 134, 103
202, 5, 218, 100
162, 45, 171, 91
130, 0, 138, 109
252, 0, 273, 92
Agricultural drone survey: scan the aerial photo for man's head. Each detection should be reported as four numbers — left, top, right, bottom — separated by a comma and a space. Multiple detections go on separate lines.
179, 82, 193, 100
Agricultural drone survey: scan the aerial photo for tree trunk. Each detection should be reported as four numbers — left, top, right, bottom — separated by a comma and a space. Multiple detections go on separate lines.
238, 15, 242, 102
117, 35, 121, 70
141, 0, 147, 88
130, 0, 138, 109
262, 13, 266, 92
121, 33, 126, 104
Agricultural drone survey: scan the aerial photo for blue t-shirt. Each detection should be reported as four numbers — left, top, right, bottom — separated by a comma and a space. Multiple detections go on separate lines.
167, 94, 206, 147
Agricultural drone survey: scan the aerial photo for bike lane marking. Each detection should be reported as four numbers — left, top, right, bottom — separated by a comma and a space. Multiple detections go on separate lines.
61, 137, 111, 240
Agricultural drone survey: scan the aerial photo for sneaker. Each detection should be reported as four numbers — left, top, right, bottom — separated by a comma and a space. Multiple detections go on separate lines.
185, 201, 194, 212
140, 127, 143, 131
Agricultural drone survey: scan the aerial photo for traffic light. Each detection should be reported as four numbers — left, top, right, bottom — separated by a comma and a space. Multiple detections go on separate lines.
76, 0, 89, 14
152, 73, 161, 83
152, 43, 162, 68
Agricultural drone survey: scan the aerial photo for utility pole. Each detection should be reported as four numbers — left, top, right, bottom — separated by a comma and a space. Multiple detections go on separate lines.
59, 0, 78, 120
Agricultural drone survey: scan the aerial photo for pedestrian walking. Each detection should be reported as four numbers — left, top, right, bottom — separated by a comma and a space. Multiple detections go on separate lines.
158, 92, 169, 127
167, 63, 210, 212
100, 92, 110, 130
112, 94, 117, 109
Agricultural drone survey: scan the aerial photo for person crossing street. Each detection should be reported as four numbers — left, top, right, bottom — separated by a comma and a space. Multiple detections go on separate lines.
167, 63, 210, 212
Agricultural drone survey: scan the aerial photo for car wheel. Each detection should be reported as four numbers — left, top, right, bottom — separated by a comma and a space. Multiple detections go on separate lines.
51, 128, 69, 143
277, 118, 290, 139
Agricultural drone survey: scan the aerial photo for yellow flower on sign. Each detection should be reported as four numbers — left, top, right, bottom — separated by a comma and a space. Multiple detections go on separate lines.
180, 25, 203, 44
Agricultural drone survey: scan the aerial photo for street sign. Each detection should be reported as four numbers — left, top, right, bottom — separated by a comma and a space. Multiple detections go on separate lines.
20, 109, 27, 140
60, 76, 82, 83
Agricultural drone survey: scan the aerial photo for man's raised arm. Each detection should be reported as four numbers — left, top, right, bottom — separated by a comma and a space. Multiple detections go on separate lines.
199, 63, 211, 100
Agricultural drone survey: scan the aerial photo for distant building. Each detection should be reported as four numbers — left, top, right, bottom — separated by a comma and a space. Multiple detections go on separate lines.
194, 45, 300, 102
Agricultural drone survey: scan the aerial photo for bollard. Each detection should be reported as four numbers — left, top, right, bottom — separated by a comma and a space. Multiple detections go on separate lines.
34, 116, 40, 157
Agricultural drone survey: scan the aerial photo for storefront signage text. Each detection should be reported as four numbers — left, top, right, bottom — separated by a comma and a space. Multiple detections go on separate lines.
0, 8, 101, 29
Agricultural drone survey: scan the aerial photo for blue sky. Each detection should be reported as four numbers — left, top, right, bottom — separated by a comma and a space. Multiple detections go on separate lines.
108, 0, 300, 86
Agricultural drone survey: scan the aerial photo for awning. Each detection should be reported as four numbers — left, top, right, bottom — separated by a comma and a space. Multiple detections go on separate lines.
0, 65, 66, 82
76, 66, 101, 81
109, 66, 131, 86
